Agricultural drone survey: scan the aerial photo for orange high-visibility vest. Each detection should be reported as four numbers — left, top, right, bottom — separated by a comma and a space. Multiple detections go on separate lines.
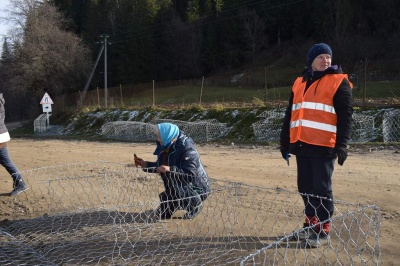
290, 74, 352, 148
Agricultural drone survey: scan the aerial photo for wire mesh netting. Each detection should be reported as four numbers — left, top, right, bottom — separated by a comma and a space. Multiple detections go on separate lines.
252, 110, 285, 142
34, 107, 399, 144
382, 109, 400, 143
101, 121, 156, 141
72, 58, 400, 108
152, 119, 228, 142
0, 162, 381, 265
252, 109, 400, 143
350, 113, 381, 143
101, 119, 228, 142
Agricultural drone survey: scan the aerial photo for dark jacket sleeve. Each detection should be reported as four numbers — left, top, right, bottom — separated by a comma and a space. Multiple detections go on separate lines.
279, 92, 293, 148
142, 161, 158, 173
333, 78, 353, 148
146, 161, 158, 168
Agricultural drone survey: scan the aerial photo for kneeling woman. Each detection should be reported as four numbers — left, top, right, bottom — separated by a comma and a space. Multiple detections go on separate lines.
135, 123, 211, 219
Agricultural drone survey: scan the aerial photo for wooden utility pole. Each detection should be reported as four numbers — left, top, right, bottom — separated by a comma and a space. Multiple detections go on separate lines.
78, 43, 104, 107
101, 34, 110, 108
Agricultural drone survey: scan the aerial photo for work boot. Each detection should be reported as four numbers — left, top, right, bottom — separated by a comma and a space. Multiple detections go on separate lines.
183, 202, 203, 220
302, 230, 330, 248
10, 179, 28, 196
154, 202, 174, 220
292, 215, 320, 241
292, 223, 313, 241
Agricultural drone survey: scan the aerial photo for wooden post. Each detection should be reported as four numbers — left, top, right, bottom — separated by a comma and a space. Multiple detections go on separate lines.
264, 66, 267, 103
120, 84, 124, 107
364, 58, 368, 103
152, 80, 155, 107
97, 87, 100, 108
199, 76, 204, 105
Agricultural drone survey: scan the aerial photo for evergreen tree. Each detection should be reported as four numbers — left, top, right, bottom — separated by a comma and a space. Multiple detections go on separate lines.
0, 37, 14, 90
0, 37, 14, 65
28, 0, 400, 85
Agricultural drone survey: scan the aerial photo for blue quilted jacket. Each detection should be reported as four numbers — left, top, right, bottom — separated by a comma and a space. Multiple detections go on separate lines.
146, 131, 211, 198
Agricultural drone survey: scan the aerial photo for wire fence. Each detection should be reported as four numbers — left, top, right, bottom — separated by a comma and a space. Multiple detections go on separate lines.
100, 119, 228, 142
96, 111, 400, 143
73, 58, 400, 109
251, 109, 400, 143
1, 162, 381, 265
38, 58, 400, 144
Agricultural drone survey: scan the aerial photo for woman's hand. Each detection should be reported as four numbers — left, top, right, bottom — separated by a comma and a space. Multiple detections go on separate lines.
157, 165, 170, 173
134, 157, 147, 168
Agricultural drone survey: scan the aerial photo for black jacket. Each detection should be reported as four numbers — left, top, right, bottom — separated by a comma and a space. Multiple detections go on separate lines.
280, 65, 353, 157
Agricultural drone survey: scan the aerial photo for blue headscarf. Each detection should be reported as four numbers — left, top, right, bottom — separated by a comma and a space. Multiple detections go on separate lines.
158, 123, 180, 148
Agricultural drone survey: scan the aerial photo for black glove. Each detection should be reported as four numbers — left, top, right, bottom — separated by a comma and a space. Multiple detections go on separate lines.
334, 146, 348, 166
280, 146, 291, 161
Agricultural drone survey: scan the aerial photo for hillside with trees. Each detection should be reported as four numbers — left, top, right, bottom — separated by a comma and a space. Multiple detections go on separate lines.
1, 0, 400, 120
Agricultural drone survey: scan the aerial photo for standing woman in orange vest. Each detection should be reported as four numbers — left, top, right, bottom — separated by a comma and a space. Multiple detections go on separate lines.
279, 43, 353, 248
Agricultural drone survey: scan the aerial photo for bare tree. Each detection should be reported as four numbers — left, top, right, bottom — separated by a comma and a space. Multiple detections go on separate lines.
326, 0, 357, 61
6, 0, 91, 99
241, 9, 266, 65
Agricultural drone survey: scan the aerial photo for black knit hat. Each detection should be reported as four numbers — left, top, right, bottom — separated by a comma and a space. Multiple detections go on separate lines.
306, 43, 332, 67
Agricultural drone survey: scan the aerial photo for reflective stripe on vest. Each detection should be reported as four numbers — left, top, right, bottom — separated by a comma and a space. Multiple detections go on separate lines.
290, 74, 350, 148
290, 119, 337, 133
292, 102, 336, 114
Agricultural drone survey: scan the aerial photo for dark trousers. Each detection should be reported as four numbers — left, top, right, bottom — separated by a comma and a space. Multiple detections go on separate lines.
159, 187, 204, 215
296, 156, 335, 222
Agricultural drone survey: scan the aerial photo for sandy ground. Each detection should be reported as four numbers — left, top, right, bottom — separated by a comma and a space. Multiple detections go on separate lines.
0, 138, 399, 265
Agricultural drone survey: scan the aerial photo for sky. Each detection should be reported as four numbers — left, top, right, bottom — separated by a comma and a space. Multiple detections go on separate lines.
0, 0, 11, 53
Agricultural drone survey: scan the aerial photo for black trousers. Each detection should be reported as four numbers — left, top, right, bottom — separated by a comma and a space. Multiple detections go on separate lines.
296, 156, 335, 222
